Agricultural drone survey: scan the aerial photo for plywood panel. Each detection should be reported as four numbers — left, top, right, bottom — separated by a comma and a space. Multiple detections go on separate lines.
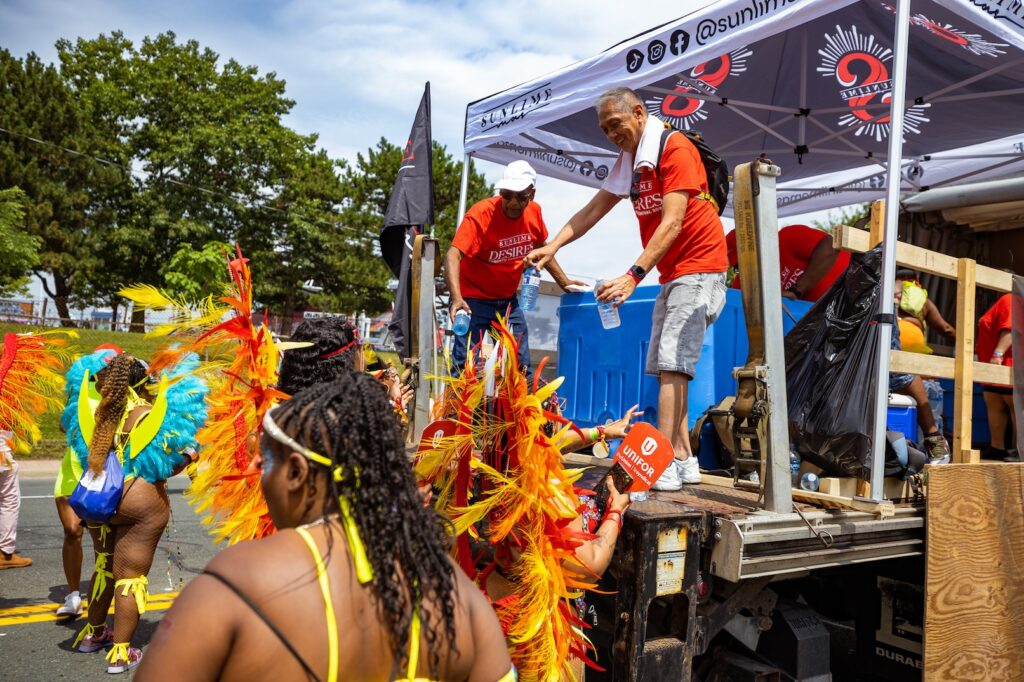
925, 463, 1024, 680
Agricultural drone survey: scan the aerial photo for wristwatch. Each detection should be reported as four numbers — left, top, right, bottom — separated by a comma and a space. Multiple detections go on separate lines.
628, 264, 647, 284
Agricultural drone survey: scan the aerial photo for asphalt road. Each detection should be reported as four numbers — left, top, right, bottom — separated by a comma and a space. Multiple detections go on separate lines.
0, 472, 220, 680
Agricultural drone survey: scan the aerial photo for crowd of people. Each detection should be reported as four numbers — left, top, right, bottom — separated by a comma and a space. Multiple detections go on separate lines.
0, 84, 1018, 681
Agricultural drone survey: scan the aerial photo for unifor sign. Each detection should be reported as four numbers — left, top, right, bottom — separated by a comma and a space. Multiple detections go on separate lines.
477, 83, 553, 132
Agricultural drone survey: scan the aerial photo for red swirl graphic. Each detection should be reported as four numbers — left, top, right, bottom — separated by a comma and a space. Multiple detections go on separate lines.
917, 19, 969, 46
660, 55, 732, 118
837, 52, 891, 123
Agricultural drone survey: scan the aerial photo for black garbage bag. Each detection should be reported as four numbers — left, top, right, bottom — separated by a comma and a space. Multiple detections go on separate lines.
785, 246, 884, 478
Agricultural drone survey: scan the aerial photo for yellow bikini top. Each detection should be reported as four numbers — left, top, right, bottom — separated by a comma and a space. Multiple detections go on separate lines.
294, 523, 516, 682
77, 370, 168, 465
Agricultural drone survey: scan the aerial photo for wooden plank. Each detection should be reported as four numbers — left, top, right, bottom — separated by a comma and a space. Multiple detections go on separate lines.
819, 476, 917, 500
953, 258, 977, 463
889, 349, 1013, 385
869, 199, 885, 247
700, 474, 895, 516
924, 463, 1024, 680
834, 225, 1013, 293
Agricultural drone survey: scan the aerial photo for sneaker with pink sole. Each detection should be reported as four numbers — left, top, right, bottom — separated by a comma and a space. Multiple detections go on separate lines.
77, 625, 113, 653
106, 646, 143, 674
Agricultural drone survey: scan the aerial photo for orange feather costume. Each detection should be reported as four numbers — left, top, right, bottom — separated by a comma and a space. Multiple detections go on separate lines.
415, 319, 597, 681
121, 247, 290, 544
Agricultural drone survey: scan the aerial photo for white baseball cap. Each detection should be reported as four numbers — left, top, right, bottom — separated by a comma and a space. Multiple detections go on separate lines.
495, 160, 537, 192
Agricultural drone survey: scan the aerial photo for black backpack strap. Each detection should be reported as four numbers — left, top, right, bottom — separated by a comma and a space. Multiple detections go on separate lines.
655, 126, 675, 181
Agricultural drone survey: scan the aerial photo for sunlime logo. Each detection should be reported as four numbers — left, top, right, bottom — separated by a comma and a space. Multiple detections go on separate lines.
818, 25, 930, 142
431, 429, 445, 448
645, 47, 751, 130
641, 436, 658, 457
478, 83, 553, 132
879, 3, 1008, 57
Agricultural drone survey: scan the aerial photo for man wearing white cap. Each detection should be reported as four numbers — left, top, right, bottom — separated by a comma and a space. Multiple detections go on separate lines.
445, 159, 578, 378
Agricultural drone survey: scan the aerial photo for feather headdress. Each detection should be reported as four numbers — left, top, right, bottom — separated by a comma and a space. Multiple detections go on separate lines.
121, 246, 291, 544
0, 330, 75, 453
415, 318, 597, 681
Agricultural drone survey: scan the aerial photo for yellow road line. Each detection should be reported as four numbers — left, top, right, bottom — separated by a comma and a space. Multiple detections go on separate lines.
0, 592, 178, 627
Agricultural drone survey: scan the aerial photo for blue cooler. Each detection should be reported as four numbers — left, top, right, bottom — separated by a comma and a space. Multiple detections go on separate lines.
556, 287, 813, 429
886, 393, 917, 441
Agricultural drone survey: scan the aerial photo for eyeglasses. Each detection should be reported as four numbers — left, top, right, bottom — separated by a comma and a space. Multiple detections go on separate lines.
629, 171, 642, 203
499, 189, 533, 203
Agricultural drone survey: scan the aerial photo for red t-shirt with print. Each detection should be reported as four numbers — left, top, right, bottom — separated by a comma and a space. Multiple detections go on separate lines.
630, 132, 728, 283
977, 293, 1014, 367
726, 225, 851, 302
452, 196, 548, 300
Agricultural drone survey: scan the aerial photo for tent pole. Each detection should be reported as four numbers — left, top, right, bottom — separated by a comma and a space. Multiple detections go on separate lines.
869, 0, 913, 502
456, 153, 471, 229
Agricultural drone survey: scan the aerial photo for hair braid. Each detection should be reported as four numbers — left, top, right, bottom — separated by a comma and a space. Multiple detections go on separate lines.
274, 376, 459, 679
86, 353, 143, 474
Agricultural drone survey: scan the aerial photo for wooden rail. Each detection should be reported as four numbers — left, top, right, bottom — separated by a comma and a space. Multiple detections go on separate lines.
834, 199, 1014, 464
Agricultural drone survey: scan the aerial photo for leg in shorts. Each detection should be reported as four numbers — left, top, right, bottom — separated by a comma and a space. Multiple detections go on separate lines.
645, 273, 728, 378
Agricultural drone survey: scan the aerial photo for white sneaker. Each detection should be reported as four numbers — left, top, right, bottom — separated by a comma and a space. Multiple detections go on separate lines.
652, 459, 683, 491
56, 591, 83, 618
677, 456, 702, 484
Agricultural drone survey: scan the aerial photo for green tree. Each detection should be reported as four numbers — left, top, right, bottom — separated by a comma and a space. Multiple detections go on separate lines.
54, 32, 323, 329
813, 204, 871, 233
340, 138, 492, 255
0, 187, 40, 297
0, 49, 118, 324
163, 240, 232, 301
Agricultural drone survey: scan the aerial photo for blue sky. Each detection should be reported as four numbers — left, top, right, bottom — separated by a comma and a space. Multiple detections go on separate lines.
1, 0, 831, 289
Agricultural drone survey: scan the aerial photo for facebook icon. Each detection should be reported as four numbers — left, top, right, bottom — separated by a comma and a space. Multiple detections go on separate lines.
669, 29, 690, 56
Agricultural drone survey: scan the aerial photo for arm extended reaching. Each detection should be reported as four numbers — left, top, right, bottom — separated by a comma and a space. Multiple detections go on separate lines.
523, 189, 620, 271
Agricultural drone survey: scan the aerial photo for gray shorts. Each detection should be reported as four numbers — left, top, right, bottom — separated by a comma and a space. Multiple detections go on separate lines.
645, 272, 728, 378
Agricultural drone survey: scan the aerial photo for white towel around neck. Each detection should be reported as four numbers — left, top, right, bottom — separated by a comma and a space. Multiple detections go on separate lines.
601, 115, 669, 198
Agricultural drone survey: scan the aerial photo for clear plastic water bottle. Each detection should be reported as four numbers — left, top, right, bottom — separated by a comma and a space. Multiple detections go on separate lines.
799, 472, 820, 492
595, 279, 621, 329
789, 446, 801, 487
452, 310, 470, 337
519, 266, 540, 312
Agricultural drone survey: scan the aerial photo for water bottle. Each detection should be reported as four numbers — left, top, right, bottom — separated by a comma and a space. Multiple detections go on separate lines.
595, 279, 621, 329
799, 472, 820, 492
519, 267, 540, 312
789, 446, 801, 487
452, 310, 470, 337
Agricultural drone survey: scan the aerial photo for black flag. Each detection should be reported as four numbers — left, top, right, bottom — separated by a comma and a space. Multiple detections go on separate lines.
381, 83, 433, 358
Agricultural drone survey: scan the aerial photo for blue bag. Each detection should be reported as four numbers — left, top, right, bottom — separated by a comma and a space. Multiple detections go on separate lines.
68, 451, 124, 523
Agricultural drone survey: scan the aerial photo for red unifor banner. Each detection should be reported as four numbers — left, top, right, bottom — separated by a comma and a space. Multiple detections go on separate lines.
417, 419, 458, 453
612, 422, 675, 492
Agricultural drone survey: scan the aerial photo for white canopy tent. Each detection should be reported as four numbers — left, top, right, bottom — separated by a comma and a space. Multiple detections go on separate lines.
458, 0, 1024, 500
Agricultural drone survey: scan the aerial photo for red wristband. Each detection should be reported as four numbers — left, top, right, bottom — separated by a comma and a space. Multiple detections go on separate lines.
626, 270, 642, 285
603, 510, 623, 530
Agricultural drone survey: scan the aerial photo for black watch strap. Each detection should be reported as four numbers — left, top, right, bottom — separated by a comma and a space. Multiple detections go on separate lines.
629, 264, 647, 280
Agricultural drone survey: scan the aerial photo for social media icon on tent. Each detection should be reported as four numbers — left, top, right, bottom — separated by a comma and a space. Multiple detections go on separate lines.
648, 40, 666, 64
670, 29, 690, 56
626, 49, 644, 73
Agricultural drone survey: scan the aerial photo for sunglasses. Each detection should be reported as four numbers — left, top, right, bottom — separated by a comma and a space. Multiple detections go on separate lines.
629, 171, 642, 203
499, 189, 533, 203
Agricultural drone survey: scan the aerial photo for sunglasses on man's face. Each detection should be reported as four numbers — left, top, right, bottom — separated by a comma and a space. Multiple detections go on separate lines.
629, 171, 642, 203
500, 189, 533, 203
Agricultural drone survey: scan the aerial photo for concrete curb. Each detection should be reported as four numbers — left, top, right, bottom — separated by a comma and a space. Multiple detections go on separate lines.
15, 459, 61, 479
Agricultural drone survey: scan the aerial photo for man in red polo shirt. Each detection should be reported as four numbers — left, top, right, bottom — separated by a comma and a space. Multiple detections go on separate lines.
446, 160, 577, 379
725, 224, 850, 301
977, 293, 1016, 458
526, 87, 728, 487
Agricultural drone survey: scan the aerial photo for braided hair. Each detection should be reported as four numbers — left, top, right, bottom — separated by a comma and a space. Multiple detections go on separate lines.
87, 353, 150, 474
278, 319, 358, 395
271, 375, 458, 679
